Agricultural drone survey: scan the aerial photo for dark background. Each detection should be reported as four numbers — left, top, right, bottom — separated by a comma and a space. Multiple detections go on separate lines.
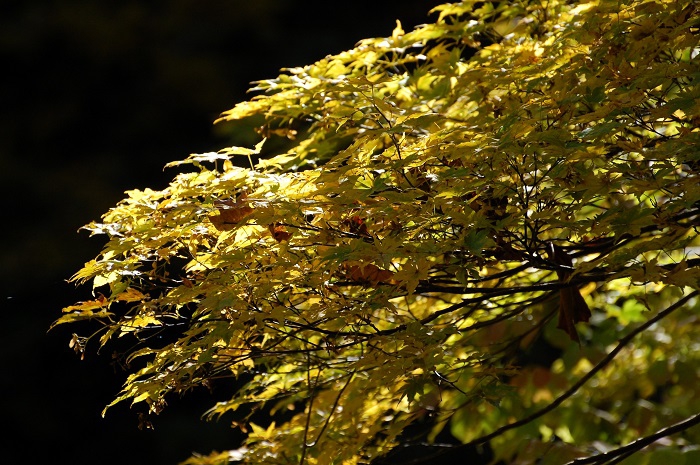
1, 2, 446, 464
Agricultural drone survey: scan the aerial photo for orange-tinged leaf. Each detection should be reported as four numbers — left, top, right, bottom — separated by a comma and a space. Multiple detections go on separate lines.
62, 295, 107, 313
115, 287, 147, 302
52, 295, 113, 328
343, 262, 395, 286
342, 215, 370, 236
209, 196, 254, 231
548, 243, 591, 343
268, 223, 292, 242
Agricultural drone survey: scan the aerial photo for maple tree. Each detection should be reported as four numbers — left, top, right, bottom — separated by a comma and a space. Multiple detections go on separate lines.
54, 1, 700, 464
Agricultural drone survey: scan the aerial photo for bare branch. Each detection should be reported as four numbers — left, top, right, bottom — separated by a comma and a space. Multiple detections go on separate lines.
565, 412, 700, 465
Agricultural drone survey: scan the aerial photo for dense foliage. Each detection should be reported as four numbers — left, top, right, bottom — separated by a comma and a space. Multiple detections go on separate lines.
55, 1, 700, 464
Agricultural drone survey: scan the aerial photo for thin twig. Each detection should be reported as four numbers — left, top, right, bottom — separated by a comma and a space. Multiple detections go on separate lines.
299, 349, 321, 465
307, 370, 356, 447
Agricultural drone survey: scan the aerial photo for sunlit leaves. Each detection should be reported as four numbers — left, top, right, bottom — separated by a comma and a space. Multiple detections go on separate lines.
56, 0, 700, 464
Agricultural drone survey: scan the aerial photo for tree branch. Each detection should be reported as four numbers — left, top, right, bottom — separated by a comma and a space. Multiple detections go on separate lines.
564, 412, 700, 465
401, 290, 699, 464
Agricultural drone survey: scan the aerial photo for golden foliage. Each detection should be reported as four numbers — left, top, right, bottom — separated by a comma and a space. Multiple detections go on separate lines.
56, 1, 700, 464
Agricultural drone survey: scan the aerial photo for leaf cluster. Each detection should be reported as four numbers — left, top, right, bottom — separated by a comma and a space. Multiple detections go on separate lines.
56, 1, 700, 464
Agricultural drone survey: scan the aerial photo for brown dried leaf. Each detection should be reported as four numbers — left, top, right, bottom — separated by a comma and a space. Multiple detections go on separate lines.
268, 223, 292, 242
210, 196, 254, 231
343, 262, 394, 286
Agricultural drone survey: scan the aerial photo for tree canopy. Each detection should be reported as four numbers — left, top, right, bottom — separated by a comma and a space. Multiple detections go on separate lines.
55, 1, 700, 464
